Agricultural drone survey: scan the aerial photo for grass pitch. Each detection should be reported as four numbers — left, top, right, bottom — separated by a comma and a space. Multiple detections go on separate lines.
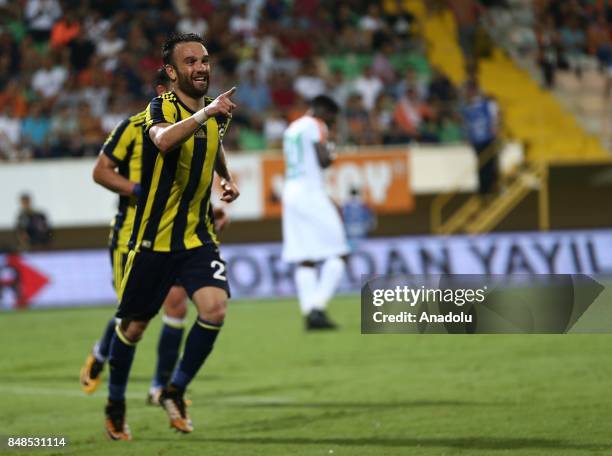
1, 291, 612, 456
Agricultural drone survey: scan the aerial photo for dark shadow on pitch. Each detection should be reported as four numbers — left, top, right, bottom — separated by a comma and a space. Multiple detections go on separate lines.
220, 399, 506, 409
148, 436, 611, 452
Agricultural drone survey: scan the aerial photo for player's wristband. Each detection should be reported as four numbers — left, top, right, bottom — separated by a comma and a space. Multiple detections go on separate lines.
132, 183, 141, 197
193, 107, 209, 126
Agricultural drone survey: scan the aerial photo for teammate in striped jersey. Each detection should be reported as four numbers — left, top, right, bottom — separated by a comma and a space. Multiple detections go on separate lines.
103, 33, 239, 440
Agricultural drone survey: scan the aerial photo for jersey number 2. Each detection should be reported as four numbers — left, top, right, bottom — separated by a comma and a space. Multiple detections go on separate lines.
211, 260, 227, 281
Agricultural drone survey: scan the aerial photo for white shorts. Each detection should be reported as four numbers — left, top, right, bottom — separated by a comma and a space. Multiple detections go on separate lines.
281, 185, 349, 263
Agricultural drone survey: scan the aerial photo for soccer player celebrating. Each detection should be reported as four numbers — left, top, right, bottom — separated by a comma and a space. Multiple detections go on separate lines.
79, 68, 229, 406
102, 33, 238, 440
281, 95, 350, 330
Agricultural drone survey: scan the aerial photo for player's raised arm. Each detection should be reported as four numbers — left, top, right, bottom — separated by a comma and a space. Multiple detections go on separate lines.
148, 87, 237, 155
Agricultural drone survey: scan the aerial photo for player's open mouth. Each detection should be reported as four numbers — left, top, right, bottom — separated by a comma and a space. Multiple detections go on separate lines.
193, 76, 208, 83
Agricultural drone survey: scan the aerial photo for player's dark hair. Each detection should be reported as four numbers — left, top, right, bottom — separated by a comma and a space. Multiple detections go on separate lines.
162, 33, 206, 65
153, 67, 171, 89
310, 95, 340, 115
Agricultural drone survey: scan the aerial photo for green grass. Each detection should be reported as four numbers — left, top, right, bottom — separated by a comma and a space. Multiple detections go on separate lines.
1, 291, 612, 456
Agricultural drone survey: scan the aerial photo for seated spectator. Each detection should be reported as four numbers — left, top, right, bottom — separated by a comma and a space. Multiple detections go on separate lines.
293, 59, 326, 101
77, 102, 104, 157
396, 66, 429, 101
328, 69, 354, 109
263, 108, 288, 149
229, 3, 257, 41
270, 71, 298, 113
50, 11, 80, 49
559, 17, 586, 76
359, 4, 386, 33
68, 32, 96, 72
31, 53, 68, 100
235, 68, 272, 126
177, 9, 208, 37
49, 104, 79, 157
96, 27, 125, 71
353, 66, 383, 111
21, 102, 51, 158
25, 0, 62, 43
0, 79, 28, 118
345, 93, 374, 145
370, 93, 395, 144
0, 104, 21, 160
393, 86, 434, 139
427, 67, 456, 102
372, 40, 398, 85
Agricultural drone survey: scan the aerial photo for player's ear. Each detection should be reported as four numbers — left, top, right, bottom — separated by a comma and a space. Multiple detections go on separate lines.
164, 64, 177, 82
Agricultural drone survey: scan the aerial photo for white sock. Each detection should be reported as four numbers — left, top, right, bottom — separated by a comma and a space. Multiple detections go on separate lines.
312, 257, 345, 310
295, 266, 317, 315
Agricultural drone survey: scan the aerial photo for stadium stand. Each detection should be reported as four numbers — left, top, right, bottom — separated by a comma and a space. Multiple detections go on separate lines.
0, 0, 473, 162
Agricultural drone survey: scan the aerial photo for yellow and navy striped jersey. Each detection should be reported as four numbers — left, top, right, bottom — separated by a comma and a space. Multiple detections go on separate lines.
101, 111, 147, 253
130, 91, 231, 252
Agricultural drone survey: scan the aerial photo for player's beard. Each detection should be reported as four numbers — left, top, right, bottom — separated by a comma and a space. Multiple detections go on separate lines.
176, 70, 209, 98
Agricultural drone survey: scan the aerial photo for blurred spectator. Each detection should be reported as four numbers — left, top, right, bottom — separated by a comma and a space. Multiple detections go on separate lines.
447, 0, 483, 63
370, 93, 396, 144
21, 103, 51, 158
393, 86, 433, 139
97, 27, 126, 71
230, 4, 257, 40
0, 104, 21, 160
372, 40, 398, 85
15, 193, 51, 251
25, 0, 62, 42
344, 93, 374, 145
353, 66, 383, 111
31, 54, 68, 100
68, 32, 96, 72
536, 16, 559, 88
50, 11, 80, 49
293, 59, 326, 101
263, 108, 288, 149
461, 80, 500, 195
426, 67, 456, 102
0, 79, 29, 118
559, 16, 586, 76
328, 69, 354, 109
77, 102, 104, 157
342, 187, 376, 249
396, 66, 429, 101
270, 71, 297, 113
49, 104, 79, 157
177, 9, 208, 36
359, 4, 386, 33
235, 68, 272, 125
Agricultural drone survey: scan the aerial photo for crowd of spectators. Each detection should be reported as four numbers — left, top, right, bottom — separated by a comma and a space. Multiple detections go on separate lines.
0, 0, 469, 161
480, 0, 612, 89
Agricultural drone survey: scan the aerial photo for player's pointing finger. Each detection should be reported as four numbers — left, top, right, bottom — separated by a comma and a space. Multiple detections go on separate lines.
222, 87, 237, 98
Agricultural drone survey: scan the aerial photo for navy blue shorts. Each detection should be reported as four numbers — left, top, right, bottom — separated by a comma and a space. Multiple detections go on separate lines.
116, 244, 230, 321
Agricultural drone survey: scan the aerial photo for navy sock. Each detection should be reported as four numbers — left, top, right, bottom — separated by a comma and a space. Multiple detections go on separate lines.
108, 326, 136, 402
170, 318, 222, 391
96, 318, 117, 361
152, 323, 184, 388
